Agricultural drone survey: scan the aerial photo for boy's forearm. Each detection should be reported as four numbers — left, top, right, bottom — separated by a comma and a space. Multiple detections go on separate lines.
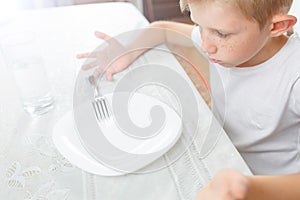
246, 173, 300, 200
150, 21, 195, 46
126, 21, 195, 62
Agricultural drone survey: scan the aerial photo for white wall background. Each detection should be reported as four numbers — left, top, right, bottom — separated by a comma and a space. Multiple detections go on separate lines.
0, 1, 298, 31
0, 0, 143, 25
290, 0, 300, 32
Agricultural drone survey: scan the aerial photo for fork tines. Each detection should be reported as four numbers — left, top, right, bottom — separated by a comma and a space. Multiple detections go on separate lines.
92, 97, 110, 120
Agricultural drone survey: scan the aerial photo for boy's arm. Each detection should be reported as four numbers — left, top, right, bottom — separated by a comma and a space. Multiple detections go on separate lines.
77, 21, 195, 80
144, 21, 195, 46
195, 169, 300, 200
246, 172, 300, 200
122, 21, 195, 70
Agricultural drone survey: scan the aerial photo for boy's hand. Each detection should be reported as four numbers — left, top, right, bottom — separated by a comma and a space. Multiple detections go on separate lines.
195, 169, 249, 200
76, 31, 133, 81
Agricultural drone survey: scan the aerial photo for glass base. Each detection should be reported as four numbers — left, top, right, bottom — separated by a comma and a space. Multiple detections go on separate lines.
23, 95, 54, 116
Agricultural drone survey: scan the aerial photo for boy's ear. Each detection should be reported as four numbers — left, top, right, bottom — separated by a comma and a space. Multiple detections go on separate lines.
270, 14, 297, 37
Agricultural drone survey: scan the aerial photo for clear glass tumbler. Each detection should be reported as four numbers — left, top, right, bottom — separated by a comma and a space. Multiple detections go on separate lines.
1, 32, 54, 115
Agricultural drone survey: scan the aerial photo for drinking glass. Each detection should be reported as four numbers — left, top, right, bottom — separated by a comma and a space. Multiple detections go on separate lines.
1, 32, 54, 115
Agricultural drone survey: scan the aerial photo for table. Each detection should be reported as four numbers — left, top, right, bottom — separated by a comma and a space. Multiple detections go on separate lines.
0, 2, 251, 199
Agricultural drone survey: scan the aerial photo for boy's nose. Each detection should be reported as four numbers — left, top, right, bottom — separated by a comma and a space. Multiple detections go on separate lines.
201, 34, 217, 54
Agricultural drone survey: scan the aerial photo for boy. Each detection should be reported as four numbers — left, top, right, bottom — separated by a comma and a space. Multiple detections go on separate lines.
78, 0, 300, 199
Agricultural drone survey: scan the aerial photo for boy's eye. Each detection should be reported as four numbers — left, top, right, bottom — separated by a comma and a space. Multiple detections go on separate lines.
216, 31, 229, 38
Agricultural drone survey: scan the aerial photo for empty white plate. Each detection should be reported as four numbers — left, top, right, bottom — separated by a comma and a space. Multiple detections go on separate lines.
53, 110, 124, 176
52, 92, 182, 176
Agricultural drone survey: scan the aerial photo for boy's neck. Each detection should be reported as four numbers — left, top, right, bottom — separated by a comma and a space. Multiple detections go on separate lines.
238, 35, 289, 67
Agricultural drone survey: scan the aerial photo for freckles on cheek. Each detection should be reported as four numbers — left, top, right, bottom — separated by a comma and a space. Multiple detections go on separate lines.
222, 42, 236, 55
226, 44, 235, 53
227, 39, 248, 55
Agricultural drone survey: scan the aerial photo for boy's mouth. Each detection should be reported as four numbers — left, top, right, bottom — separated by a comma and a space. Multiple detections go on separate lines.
209, 57, 220, 63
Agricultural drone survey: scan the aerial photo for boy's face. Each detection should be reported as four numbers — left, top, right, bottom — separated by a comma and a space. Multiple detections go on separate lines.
189, 1, 272, 67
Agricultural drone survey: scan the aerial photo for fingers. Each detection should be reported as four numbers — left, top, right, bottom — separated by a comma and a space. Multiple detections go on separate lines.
76, 50, 101, 59
94, 31, 111, 40
81, 60, 98, 70
92, 67, 106, 79
76, 31, 116, 59
95, 31, 123, 49
92, 65, 115, 81
105, 69, 114, 81
76, 52, 90, 59
91, 70, 113, 82
94, 31, 116, 43
77, 31, 126, 81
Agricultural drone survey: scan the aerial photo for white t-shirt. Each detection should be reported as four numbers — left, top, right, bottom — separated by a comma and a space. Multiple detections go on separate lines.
192, 26, 300, 175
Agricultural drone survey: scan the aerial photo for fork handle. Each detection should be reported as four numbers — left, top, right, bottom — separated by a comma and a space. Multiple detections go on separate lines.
88, 75, 100, 96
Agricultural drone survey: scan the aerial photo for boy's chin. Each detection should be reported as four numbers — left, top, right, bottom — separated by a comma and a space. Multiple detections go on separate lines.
216, 62, 235, 68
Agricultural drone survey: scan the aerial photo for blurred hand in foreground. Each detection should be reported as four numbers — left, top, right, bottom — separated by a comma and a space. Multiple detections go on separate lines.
195, 169, 249, 200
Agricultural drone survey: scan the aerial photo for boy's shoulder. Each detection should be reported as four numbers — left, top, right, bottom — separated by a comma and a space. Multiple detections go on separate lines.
286, 32, 300, 49
271, 33, 300, 81
287, 32, 300, 53
282, 33, 300, 68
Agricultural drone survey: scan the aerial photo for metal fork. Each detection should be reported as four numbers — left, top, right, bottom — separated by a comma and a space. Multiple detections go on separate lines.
88, 76, 111, 121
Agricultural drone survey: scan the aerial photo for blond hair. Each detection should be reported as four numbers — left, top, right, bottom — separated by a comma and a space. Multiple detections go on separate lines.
180, 0, 293, 29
